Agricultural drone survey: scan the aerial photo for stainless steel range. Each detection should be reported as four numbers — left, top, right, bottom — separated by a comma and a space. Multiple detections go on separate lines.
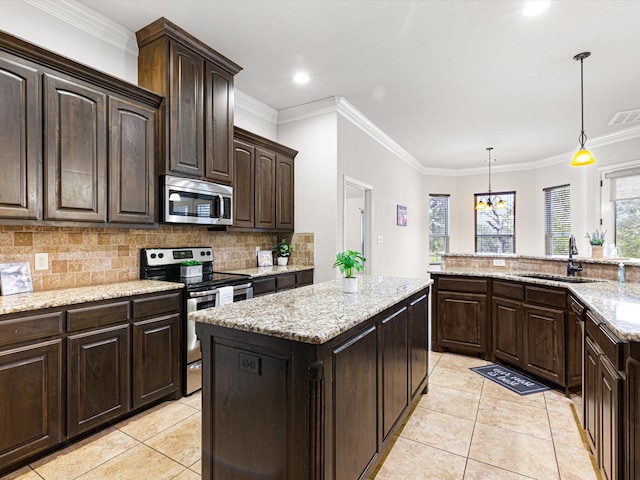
140, 247, 253, 395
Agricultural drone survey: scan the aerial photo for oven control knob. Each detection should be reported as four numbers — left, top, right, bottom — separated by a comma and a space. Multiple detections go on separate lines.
158, 253, 164, 258
207, 251, 212, 256
150, 253, 156, 259
200, 251, 205, 256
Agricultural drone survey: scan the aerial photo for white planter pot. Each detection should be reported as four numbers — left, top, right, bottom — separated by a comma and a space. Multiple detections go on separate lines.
277, 256, 289, 266
180, 265, 202, 277
342, 277, 358, 293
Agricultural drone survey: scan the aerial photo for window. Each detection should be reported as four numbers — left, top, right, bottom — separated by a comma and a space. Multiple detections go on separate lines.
604, 166, 640, 258
474, 191, 515, 253
429, 194, 449, 264
544, 184, 571, 255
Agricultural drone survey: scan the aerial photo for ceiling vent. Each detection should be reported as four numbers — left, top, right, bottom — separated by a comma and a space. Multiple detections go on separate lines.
609, 108, 640, 126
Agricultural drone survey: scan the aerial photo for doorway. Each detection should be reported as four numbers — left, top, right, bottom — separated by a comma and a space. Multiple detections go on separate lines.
343, 176, 373, 274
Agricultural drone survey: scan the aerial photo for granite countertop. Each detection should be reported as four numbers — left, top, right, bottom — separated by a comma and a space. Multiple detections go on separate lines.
430, 269, 640, 341
224, 264, 314, 278
191, 276, 432, 344
0, 280, 183, 316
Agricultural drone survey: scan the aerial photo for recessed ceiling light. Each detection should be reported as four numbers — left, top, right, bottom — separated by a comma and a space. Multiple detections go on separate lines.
523, 1, 550, 17
293, 72, 310, 84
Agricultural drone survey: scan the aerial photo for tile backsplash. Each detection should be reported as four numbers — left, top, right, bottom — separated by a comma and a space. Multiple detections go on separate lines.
0, 225, 314, 291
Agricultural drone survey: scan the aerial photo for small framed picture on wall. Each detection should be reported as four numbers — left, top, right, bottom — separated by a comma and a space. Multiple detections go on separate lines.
397, 205, 407, 227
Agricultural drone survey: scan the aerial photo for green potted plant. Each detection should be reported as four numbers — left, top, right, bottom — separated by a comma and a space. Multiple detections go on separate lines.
333, 250, 366, 293
586, 229, 606, 258
180, 260, 203, 277
275, 239, 294, 266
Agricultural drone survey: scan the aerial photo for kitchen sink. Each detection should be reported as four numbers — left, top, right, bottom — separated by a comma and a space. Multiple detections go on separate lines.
518, 273, 601, 283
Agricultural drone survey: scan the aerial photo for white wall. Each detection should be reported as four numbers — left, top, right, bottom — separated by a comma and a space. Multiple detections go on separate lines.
337, 116, 427, 279
0, 0, 138, 82
430, 135, 640, 257
278, 113, 338, 282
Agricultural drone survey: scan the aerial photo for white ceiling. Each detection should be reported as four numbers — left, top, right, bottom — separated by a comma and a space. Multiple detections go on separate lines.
81, 0, 640, 170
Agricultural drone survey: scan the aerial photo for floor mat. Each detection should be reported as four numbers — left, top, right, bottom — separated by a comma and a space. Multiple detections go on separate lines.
470, 364, 550, 395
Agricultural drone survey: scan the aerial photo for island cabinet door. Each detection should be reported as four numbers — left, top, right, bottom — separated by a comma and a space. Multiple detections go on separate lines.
492, 296, 523, 366
436, 291, 488, 354
626, 354, 640, 480
522, 304, 565, 385
381, 307, 408, 439
332, 325, 378, 480
408, 293, 429, 398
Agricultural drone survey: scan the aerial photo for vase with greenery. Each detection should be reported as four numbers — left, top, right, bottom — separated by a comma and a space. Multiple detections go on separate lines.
586, 229, 606, 258
333, 250, 366, 292
275, 239, 293, 266
180, 260, 203, 277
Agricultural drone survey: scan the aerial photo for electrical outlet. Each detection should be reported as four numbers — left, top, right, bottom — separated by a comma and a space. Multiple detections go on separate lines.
35, 253, 48, 270
378, 235, 384, 244
493, 259, 506, 267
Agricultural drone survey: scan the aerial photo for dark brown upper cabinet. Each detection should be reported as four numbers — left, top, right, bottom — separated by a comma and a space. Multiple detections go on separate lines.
232, 127, 297, 232
136, 17, 242, 185
0, 29, 162, 227
108, 97, 156, 224
44, 74, 107, 222
0, 53, 41, 220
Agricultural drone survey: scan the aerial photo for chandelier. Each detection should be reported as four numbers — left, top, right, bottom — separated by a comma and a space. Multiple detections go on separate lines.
475, 147, 505, 210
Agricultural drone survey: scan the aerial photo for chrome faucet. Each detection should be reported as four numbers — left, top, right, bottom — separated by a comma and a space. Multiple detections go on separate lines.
567, 235, 583, 276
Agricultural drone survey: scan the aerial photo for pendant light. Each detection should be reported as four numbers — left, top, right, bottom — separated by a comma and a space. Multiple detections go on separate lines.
475, 147, 506, 210
570, 52, 595, 167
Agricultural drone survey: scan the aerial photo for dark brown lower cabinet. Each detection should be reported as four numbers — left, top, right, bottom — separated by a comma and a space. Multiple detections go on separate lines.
584, 313, 624, 480
436, 290, 488, 354
408, 293, 428, 397
0, 289, 182, 476
522, 304, 565, 385
493, 296, 523, 365
132, 313, 180, 409
334, 326, 378, 480
67, 325, 131, 438
252, 269, 314, 297
197, 288, 429, 480
626, 351, 640, 480
0, 339, 63, 473
381, 308, 408, 439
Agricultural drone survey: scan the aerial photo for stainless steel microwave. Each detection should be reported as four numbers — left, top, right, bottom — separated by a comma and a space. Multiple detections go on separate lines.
162, 175, 233, 226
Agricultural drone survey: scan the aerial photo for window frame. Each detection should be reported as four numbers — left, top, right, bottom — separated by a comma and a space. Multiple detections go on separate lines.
428, 194, 450, 265
474, 190, 516, 254
600, 162, 640, 259
543, 184, 571, 256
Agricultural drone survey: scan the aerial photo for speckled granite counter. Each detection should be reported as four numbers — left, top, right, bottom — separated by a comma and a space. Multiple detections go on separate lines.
430, 269, 640, 341
0, 280, 183, 316
223, 264, 313, 278
191, 276, 431, 344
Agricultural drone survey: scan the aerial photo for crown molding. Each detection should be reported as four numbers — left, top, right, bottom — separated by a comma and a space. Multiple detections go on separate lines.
278, 96, 426, 174
235, 89, 278, 124
24, 0, 138, 56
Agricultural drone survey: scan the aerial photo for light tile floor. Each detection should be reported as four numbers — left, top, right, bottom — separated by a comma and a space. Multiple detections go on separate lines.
3, 352, 599, 480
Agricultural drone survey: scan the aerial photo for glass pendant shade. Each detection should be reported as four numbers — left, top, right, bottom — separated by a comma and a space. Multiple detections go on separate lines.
570, 147, 595, 167
571, 52, 595, 167
475, 199, 486, 210
496, 198, 506, 208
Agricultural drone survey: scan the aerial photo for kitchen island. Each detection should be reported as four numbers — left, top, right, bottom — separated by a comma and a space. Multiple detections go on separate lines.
192, 276, 431, 480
